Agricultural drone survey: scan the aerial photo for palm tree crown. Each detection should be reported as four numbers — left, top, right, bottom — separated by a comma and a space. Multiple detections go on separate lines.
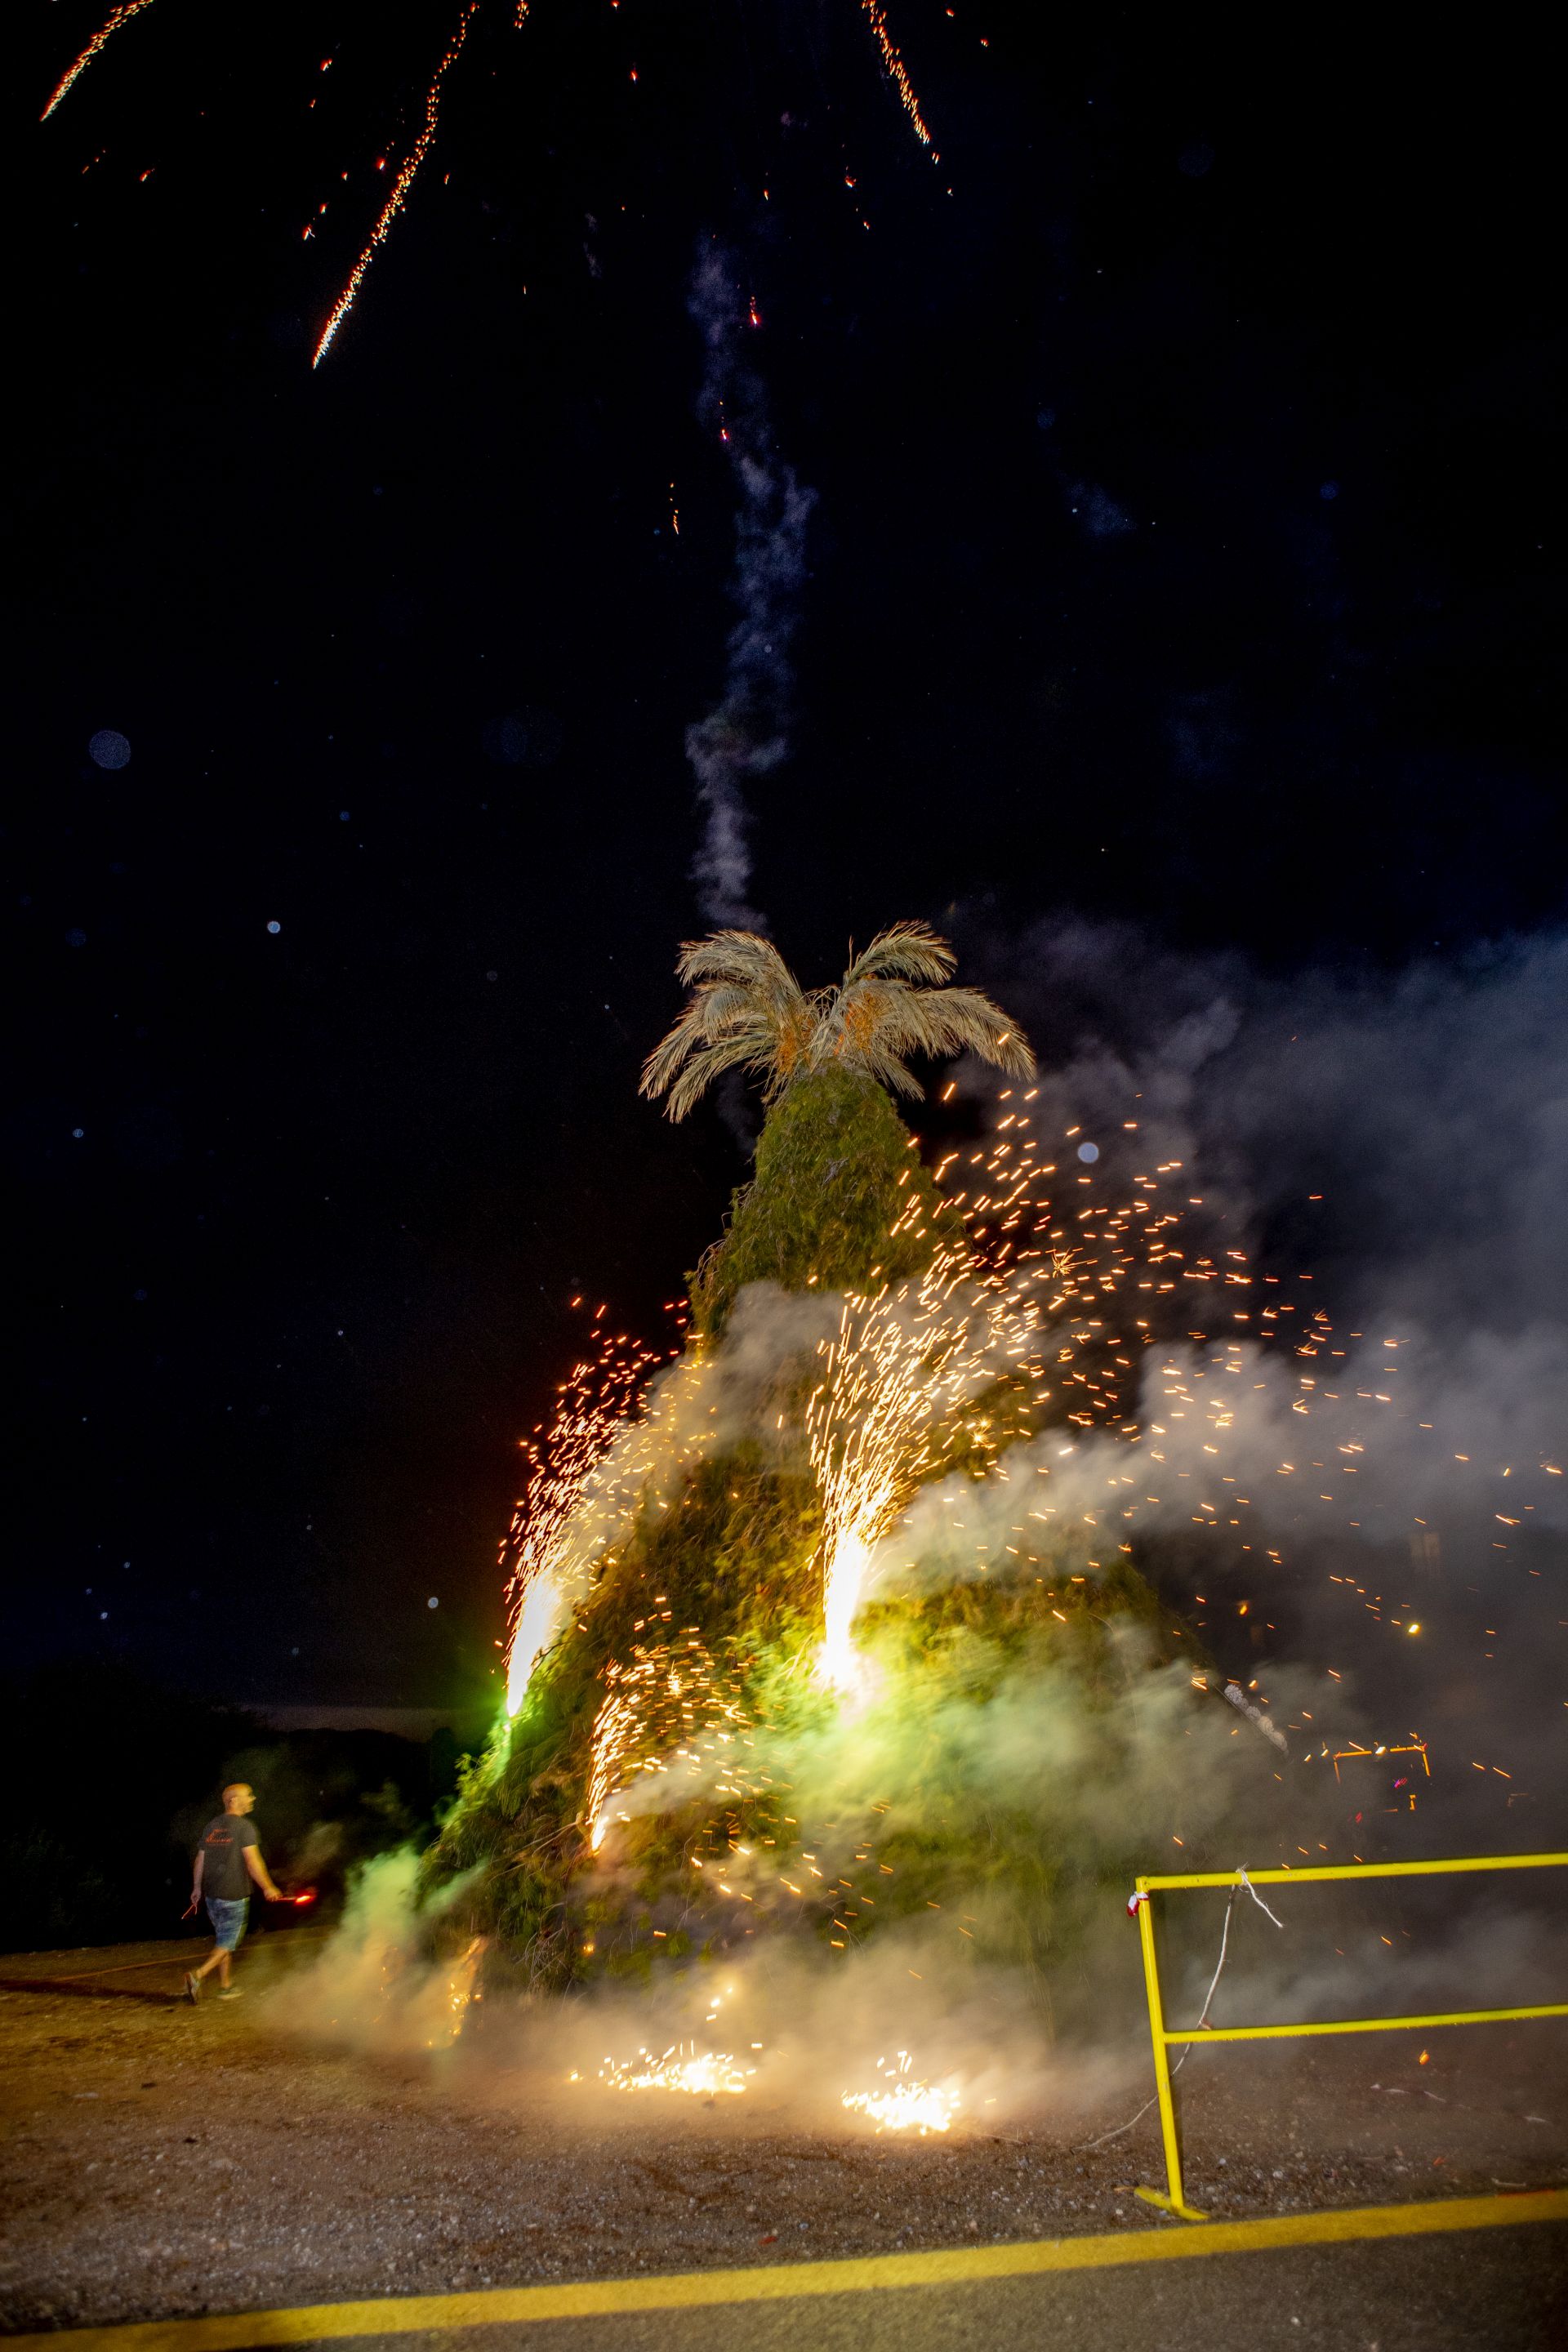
640, 924, 1035, 1121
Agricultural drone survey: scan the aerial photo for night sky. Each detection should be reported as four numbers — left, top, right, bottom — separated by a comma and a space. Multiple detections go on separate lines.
13, 4, 1562, 1715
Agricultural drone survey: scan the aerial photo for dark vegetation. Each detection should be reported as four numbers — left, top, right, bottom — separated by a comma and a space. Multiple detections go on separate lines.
0, 1661, 458, 1952
690, 1067, 960, 1332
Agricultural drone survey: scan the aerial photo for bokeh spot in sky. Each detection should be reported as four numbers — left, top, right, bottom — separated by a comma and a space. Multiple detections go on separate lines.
88, 728, 131, 769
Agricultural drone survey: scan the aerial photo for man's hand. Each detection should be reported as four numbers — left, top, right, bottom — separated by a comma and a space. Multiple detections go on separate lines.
183, 1892, 201, 1920
243, 1842, 283, 1903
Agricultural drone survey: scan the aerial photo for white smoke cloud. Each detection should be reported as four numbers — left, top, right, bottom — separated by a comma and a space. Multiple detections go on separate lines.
976, 918, 1566, 1494
953, 915, 1567, 1808
684, 243, 816, 929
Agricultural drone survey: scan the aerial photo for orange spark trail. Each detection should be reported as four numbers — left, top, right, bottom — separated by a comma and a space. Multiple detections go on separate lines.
42, 0, 158, 120
313, 2, 479, 368
861, 1, 935, 152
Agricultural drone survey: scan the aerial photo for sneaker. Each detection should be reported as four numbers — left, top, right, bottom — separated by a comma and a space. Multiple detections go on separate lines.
216, 1987, 243, 2001
185, 1972, 201, 2004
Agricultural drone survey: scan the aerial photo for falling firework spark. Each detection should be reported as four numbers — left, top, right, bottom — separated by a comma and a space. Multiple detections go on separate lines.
936, 1093, 1227, 1437
313, 3, 479, 367
41, 0, 158, 121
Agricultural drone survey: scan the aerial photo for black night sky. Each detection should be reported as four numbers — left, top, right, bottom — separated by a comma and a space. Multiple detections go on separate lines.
13, 4, 1562, 1716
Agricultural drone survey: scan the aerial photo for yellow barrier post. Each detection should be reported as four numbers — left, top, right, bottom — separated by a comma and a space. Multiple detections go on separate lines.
1133, 1888, 1208, 2221
1129, 1851, 1568, 2220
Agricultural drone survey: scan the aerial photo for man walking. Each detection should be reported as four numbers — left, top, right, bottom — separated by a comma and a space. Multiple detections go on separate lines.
185, 1782, 284, 2002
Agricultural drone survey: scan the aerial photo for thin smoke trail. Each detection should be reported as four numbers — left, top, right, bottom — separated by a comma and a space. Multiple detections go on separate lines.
684, 245, 815, 930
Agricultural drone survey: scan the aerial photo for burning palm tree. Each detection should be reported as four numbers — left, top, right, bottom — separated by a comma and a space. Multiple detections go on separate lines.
639, 924, 1035, 1121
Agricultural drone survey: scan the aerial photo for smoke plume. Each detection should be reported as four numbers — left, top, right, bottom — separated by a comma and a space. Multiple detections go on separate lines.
275, 924, 1564, 2102
684, 243, 816, 929
971, 915, 1567, 1807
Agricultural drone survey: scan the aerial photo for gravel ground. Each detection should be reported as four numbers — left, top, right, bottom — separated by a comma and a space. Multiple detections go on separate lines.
2, 1935, 1563, 2332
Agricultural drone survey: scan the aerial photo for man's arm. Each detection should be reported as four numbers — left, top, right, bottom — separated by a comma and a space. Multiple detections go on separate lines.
185, 1847, 205, 1918
242, 1839, 284, 1902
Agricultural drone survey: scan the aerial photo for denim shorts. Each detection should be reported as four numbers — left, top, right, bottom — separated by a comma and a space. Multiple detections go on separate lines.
205, 1895, 250, 1951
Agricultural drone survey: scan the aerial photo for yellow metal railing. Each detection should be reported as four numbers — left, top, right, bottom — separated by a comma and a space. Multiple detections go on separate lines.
1130, 1851, 1568, 2220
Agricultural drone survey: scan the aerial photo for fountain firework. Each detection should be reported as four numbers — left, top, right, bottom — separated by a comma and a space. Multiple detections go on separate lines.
501, 1311, 669, 1714
807, 1242, 1025, 1695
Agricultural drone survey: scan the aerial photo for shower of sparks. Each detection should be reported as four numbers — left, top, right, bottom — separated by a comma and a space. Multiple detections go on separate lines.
586, 1635, 753, 1850
861, 2, 936, 151
41, 0, 158, 120
498, 1068, 1548, 1900
808, 1242, 1023, 1694
503, 1316, 664, 1714
842, 2052, 958, 2133
590, 2042, 753, 2096
312, 2, 480, 368
937, 1091, 1232, 1434
936, 1096, 1566, 1784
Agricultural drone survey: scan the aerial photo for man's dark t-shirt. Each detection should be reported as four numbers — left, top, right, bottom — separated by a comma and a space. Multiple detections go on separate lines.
198, 1814, 258, 1901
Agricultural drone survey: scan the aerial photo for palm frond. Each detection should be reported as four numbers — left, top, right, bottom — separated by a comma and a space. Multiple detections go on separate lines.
840, 921, 956, 990
644, 929, 814, 1118
643, 924, 1032, 1120
660, 1036, 782, 1122
872, 984, 1036, 1078
814, 978, 1035, 1089
639, 998, 721, 1101
675, 932, 804, 1000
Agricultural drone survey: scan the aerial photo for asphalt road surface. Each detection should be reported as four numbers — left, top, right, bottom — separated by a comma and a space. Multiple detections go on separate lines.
185, 2221, 1568, 2352
3, 1936, 1564, 2350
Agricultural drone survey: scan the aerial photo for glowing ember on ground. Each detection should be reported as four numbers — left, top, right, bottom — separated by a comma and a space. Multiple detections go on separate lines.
583, 2043, 753, 2096
841, 2052, 959, 2134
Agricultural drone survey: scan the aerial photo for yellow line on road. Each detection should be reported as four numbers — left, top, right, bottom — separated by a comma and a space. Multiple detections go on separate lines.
11, 2190, 1565, 2351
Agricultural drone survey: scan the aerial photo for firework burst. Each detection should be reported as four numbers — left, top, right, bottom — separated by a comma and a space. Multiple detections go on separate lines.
42, 1, 940, 360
